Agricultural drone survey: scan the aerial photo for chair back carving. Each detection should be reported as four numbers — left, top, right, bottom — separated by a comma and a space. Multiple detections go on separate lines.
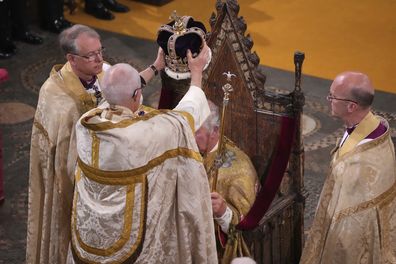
202, 1, 306, 263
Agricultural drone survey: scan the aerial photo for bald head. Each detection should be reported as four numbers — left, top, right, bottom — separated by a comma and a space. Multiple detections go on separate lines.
332, 71, 374, 108
101, 63, 141, 107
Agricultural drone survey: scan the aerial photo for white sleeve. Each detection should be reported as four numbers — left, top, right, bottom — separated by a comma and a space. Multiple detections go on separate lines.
102, 63, 111, 71
213, 206, 233, 234
174, 85, 210, 130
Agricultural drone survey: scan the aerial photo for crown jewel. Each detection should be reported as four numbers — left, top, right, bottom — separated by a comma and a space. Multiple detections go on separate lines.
157, 11, 207, 79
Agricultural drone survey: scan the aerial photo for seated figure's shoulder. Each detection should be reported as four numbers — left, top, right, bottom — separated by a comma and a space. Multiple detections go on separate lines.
224, 138, 258, 177
225, 138, 250, 161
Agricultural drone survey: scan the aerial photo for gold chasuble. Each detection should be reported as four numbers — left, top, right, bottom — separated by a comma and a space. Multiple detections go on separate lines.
27, 62, 105, 264
205, 138, 258, 263
67, 105, 217, 263
300, 113, 396, 264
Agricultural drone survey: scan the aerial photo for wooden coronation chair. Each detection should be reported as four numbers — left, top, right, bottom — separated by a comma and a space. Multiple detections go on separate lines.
159, 1, 307, 263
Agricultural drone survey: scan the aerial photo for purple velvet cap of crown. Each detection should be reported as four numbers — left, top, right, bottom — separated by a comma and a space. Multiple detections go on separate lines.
157, 16, 207, 74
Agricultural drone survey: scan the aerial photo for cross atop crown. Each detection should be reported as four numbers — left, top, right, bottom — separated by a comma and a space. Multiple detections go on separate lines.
169, 10, 186, 35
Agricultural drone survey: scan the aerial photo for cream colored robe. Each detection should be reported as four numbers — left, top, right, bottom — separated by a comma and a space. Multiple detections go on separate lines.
67, 105, 217, 263
27, 62, 104, 264
300, 117, 396, 264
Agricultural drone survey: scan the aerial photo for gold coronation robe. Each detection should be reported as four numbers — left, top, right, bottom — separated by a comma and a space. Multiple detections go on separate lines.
67, 106, 217, 263
300, 113, 396, 264
205, 139, 258, 263
27, 62, 104, 264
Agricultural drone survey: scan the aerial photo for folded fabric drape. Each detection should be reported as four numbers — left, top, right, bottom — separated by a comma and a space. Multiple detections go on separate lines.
237, 115, 297, 230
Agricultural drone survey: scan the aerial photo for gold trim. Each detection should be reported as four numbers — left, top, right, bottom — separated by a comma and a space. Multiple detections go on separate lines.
71, 170, 148, 261
81, 109, 165, 131
90, 131, 100, 168
80, 108, 194, 133
75, 166, 82, 183
33, 120, 52, 145
75, 184, 134, 256
379, 200, 396, 263
334, 180, 396, 223
140, 105, 156, 113
77, 147, 202, 185
174, 110, 195, 133
332, 126, 390, 168
337, 112, 380, 158
58, 62, 102, 113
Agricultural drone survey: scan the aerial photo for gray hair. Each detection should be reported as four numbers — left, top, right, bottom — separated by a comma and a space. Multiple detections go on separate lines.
101, 63, 141, 106
202, 100, 220, 132
58, 24, 100, 55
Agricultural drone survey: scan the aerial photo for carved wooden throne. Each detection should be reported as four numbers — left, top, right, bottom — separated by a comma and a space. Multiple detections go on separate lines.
201, 1, 306, 263
159, 0, 306, 263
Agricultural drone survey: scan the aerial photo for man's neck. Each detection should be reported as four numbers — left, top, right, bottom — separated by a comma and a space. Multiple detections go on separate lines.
79, 74, 96, 82
344, 109, 370, 128
71, 65, 95, 82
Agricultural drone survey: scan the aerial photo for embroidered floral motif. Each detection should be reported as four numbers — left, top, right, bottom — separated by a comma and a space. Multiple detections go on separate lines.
221, 149, 236, 168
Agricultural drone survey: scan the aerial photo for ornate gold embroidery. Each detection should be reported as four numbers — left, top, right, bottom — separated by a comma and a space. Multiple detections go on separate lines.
72, 171, 148, 261
173, 110, 195, 132
332, 125, 390, 167
33, 120, 52, 145
81, 109, 163, 131
338, 112, 380, 157
81, 108, 195, 133
334, 180, 396, 223
90, 131, 100, 168
77, 147, 202, 185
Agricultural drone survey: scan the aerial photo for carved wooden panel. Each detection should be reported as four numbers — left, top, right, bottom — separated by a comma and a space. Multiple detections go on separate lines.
158, 1, 306, 263
202, 1, 306, 263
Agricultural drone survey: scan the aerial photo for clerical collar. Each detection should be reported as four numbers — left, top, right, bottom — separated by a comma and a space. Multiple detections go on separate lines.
79, 76, 102, 105
79, 76, 97, 90
346, 125, 357, 135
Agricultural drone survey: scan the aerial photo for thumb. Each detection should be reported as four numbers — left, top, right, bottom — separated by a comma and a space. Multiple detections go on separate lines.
187, 49, 192, 61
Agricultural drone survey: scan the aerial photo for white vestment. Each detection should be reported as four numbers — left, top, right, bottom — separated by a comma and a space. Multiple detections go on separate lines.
67, 86, 217, 263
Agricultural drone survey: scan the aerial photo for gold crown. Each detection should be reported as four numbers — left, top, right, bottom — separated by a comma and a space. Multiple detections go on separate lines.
157, 11, 206, 75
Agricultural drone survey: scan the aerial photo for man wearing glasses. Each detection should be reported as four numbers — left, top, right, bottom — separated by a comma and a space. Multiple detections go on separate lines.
300, 72, 396, 263
67, 44, 217, 263
26, 24, 164, 263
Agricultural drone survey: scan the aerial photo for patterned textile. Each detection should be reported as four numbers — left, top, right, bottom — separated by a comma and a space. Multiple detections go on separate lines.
26, 62, 105, 264
205, 139, 258, 263
67, 105, 217, 263
300, 115, 396, 264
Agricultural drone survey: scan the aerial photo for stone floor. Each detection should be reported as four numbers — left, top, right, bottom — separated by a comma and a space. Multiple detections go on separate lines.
0, 27, 395, 263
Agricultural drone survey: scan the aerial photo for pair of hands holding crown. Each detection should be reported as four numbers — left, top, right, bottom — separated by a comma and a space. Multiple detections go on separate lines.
152, 42, 211, 84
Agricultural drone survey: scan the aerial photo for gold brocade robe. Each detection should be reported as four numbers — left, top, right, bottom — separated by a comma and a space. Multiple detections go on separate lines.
300, 116, 396, 264
26, 62, 105, 264
205, 139, 258, 263
67, 105, 217, 263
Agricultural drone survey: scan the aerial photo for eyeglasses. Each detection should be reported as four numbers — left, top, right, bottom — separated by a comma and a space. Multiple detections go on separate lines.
71, 47, 105, 62
326, 93, 358, 104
